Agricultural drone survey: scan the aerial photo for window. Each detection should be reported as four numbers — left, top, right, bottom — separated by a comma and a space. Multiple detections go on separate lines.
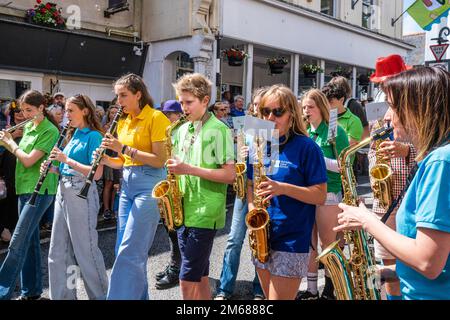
104, 0, 129, 18
362, 0, 379, 30
176, 52, 194, 80
321, 0, 335, 17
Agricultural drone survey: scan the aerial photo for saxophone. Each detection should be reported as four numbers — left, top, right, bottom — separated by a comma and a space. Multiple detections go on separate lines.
152, 116, 187, 231
233, 128, 247, 200
369, 121, 393, 210
245, 136, 270, 263
317, 125, 393, 300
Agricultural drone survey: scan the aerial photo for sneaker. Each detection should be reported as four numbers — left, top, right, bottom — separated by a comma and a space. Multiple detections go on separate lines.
295, 290, 319, 300
16, 295, 48, 300
155, 269, 180, 290
1, 228, 11, 242
253, 294, 265, 300
155, 265, 170, 281
320, 291, 336, 300
214, 293, 228, 300
103, 209, 112, 221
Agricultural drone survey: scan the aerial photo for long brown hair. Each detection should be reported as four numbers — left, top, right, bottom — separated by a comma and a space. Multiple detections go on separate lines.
114, 73, 154, 109
301, 89, 331, 125
258, 85, 308, 142
66, 94, 104, 141
382, 66, 450, 160
19, 90, 60, 129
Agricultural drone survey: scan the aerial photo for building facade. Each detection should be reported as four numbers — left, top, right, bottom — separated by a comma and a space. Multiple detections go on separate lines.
0, 0, 145, 107
142, 0, 413, 106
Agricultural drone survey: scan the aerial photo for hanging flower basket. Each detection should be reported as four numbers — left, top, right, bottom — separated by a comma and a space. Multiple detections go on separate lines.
25, 0, 66, 30
330, 66, 352, 79
224, 48, 248, 67
267, 57, 288, 74
301, 64, 323, 78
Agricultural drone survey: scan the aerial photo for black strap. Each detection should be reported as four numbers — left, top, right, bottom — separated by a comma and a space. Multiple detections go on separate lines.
381, 139, 449, 224
380, 163, 418, 224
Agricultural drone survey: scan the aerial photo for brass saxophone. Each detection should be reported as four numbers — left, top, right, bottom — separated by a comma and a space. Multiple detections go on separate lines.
233, 128, 247, 200
245, 136, 270, 263
369, 121, 393, 210
152, 116, 187, 231
317, 125, 393, 300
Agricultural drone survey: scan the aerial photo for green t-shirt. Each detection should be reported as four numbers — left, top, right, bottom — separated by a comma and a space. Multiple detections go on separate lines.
174, 113, 234, 230
307, 121, 349, 194
338, 109, 363, 142
15, 117, 59, 195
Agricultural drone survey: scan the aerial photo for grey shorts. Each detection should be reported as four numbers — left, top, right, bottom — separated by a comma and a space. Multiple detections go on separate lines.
252, 250, 310, 278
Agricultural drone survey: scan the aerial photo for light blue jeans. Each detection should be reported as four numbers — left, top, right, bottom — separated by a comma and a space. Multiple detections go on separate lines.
216, 197, 263, 298
107, 166, 163, 300
0, 193, 54, 300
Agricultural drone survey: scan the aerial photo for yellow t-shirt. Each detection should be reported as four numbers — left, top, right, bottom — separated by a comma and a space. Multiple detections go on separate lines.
117, 105, 171, 167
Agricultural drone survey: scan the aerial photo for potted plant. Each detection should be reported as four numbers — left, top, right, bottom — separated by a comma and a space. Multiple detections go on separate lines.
267, 57, 288, 74
26, 0, 66, 30
330, 66, 352, 79
224, 48, 248, 67
301, 64, 323, 78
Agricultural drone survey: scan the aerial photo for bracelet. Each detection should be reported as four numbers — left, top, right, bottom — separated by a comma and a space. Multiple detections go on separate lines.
121, 144, 128, 155
130, 148, 138, 159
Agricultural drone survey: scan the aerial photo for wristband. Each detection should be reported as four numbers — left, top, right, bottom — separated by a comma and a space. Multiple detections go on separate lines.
121, 144, 128, 155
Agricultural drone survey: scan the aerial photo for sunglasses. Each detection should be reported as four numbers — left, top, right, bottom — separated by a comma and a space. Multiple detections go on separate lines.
260, 107, 287, 118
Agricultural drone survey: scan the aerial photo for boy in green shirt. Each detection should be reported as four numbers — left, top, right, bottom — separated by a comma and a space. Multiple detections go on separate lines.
322, 83, 363, 145
167, 73, 235, 300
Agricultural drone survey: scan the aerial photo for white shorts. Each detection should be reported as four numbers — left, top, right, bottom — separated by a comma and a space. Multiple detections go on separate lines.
374, 211, 397, 260
323, 192, 342, 206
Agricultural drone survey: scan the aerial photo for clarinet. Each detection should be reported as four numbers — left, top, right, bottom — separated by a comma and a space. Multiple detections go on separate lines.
28, 122, 70, 207
77, 106, 123, 199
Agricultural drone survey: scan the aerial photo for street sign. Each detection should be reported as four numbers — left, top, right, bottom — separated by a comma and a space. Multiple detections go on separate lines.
430, 43, 449, 61
426, 60, 449, 71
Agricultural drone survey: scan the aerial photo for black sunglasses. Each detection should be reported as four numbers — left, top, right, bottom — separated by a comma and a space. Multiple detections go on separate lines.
260, 107, 287, 118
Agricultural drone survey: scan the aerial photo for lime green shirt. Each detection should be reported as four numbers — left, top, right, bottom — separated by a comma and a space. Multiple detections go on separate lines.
15, 117, 59, 195
307, 121, 349, 194
338, 109, 363, 142
174, 114, 234, 230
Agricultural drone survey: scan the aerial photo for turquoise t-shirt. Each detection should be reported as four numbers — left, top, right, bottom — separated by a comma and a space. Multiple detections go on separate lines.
396, 143, 450, 300
59, 128, 103, 176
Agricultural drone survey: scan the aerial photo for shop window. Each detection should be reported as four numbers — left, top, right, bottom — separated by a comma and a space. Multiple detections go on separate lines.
321, 0, 335, 17
176, 53, 194, 80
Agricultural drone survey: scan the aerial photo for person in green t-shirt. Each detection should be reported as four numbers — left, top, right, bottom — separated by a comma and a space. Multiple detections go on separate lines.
167, 73, 235, 300
322, 82, 363, 145
0, 90, 59, 300
297, 89, 350, 301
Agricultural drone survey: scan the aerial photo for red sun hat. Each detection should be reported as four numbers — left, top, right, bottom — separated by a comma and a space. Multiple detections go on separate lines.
370, 54, 412, 83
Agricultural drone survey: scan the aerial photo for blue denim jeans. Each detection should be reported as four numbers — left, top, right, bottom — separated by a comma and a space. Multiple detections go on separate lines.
107, 166, 163, 300
0, 193, 54, 300
216, 197, 263, 298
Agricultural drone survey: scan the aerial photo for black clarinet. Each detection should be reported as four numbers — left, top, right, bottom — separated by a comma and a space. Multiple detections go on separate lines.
28, 122, 71, 207
77, 106, 123, 199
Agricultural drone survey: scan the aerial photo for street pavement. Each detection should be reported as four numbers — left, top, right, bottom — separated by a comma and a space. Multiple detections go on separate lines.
0, 175, 374, 300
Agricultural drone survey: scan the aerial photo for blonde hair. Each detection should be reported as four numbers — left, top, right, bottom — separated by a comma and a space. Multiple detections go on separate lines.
173, 73, 212, 102
259, 85, 308, 140
301, 89, 331, 124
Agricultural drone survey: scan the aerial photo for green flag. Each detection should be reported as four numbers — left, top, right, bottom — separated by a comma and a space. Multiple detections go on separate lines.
407, 0, 450, 30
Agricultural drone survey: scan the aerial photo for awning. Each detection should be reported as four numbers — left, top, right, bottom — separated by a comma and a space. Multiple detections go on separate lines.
0, 19, 147, 80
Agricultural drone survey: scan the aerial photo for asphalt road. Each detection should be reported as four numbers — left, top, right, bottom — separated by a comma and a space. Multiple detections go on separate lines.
1, 176, 374, 300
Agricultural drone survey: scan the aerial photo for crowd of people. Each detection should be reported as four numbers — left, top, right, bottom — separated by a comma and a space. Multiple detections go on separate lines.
0, 54, 448, 300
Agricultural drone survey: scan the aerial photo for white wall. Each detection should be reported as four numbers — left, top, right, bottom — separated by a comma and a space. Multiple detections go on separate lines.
0, 69, 43, 92
221, 0, 412, 69
59, 80, 114, 104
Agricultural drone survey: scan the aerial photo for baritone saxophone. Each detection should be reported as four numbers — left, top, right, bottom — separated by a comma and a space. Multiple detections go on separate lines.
369, 121, 393, 210
245, 136, 270, 264
152, 116, 187, 231
317, 125, 393, 300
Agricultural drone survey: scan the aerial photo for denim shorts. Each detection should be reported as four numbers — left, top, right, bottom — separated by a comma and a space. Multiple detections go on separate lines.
253, 250, 310, 279
177, 226, 217, 282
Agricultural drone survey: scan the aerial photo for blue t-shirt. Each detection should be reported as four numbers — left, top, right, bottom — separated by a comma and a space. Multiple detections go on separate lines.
247, 134, 327, 253
230, 107, 245, 117
59, 128, 103, 176
396, 143, 450, 300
